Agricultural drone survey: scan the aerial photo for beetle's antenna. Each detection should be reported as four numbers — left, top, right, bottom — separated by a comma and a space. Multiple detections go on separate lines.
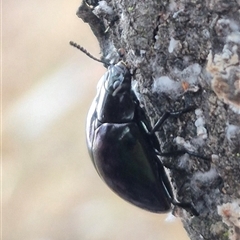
69, 41, 110, 66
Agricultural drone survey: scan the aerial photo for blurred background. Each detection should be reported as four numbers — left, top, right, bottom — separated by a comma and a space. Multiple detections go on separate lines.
2, 0, 189, 239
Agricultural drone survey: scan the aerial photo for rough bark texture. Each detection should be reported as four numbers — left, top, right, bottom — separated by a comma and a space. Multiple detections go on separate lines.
77, 1, 240, 239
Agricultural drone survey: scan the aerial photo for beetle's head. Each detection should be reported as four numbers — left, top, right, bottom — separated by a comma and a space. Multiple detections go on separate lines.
106, 61, 131, 95
96, 61, 135, 123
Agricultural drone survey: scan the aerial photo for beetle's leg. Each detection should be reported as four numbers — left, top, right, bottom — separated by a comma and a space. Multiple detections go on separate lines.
152, 106, 211, 162
160, 163, 199, 216
171, 199, 199, 216
157, 149, 211, 161
165, 187, 199, 216
150, 106, 195, 134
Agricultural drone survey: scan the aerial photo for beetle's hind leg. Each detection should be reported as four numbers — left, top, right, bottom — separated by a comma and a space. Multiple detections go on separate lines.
171, 199, 199, 216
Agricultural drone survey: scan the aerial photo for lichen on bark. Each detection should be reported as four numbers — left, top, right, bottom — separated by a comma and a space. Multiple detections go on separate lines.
77, 0, 240, 239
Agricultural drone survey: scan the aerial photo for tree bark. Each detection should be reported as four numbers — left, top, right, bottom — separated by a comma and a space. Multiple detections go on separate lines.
77, 1, 240, 239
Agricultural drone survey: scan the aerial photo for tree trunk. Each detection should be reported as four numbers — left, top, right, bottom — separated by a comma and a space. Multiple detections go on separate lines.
77, 1, 240, 239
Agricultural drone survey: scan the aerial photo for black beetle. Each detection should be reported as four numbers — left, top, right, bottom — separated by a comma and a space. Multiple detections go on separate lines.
70, 41, 208, 215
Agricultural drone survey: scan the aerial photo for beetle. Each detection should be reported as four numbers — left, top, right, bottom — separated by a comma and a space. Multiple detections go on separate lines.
70, 41, 209, 215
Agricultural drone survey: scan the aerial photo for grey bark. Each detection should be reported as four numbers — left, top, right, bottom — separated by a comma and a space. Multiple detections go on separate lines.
77, 1, 240, 239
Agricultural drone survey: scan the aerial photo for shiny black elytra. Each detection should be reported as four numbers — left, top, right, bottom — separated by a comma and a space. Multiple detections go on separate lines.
84, 60, 200, 215
69, 41, 201, 215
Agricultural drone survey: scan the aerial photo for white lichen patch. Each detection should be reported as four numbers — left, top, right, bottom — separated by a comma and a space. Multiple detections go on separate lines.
227, 32, 240, 44
168, 0, 178, 12
225, 123, 240, 142
174, 136, 196, 152
218, 201, 240, 240
194, 108, 208, 140
152, 63, 202, 97
92, 1, 114, 18
192, 168, 218, 184
206, 18, 240, 114
152, 76, 182, 97
191, 168, 219, 199
168, 37, 180, 53
177, 153, 191, 170
180, 63, 202, 84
